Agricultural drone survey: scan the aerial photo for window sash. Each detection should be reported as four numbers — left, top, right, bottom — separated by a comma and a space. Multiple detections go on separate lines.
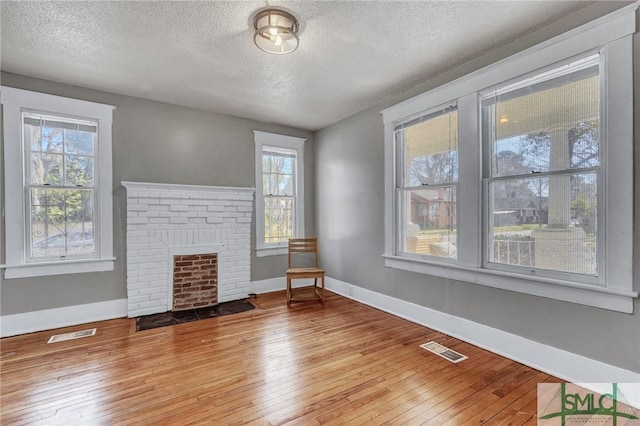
262, 146, 297, 246
27, 187, 98, 262
396, 103, 458, 188
262, 147, 296, 197
24, 112, 98, 189
263, 195, 295, 244
484, 172, 599, 282
482, 69, 601, 178
396, 185, 458, 261
22, 111, 101, 263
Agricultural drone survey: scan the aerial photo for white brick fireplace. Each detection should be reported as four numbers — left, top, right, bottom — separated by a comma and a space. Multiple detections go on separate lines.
122, 181, 254, 318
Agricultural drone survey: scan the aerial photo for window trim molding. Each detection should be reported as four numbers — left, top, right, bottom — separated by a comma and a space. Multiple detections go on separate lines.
381, 4, 637, 312
1, 86, 115, 279
253, 130, 306, 257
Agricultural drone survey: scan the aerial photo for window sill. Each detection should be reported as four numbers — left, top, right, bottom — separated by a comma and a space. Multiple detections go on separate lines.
1, 258, 115, 279
255, 246, 288, 257
383, 255, 637, 313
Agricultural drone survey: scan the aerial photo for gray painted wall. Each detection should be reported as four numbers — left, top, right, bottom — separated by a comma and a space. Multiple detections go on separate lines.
314, 4, 640, 373
0, 72, 314, 315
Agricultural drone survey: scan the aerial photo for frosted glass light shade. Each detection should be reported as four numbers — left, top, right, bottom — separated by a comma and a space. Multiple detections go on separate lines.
253, 9, 299, 55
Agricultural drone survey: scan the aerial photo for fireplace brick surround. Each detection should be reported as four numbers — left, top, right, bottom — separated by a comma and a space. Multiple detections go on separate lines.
122, 182, 254, 318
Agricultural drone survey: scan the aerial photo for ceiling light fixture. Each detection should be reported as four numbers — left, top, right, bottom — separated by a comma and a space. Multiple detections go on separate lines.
253, 8, 299, 55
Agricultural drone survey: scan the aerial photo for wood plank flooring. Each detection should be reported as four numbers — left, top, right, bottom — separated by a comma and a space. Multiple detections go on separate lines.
0, 291, 558, 425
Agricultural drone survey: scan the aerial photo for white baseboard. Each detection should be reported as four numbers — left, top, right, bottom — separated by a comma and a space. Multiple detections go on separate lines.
250, 276, 285, 294
250, 276, 316, 294
0, 277, 293, 338
326, 276, 640, 408
0, 298, 128, 338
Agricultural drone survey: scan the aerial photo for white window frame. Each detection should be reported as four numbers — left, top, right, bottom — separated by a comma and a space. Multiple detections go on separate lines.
381, 5, 637, 313
253, 130, 305, 257
1, 87, 115, 278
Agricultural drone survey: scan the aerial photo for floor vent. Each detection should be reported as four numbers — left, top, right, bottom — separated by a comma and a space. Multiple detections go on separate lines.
47, 328, 97, 344
420, 341, 467, 363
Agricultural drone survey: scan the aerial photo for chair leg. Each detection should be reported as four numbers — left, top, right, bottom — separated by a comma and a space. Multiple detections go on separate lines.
286, 277, 291, 306
313, 278, 321, 303
320, 275, 325, 304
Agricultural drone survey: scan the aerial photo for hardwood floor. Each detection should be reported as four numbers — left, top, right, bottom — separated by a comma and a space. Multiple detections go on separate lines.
0, 291, 557, 425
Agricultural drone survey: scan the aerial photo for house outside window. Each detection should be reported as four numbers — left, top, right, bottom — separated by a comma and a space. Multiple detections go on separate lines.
254, 131, 305, 257
381, 6, 636, 313
1, 87, 115, 279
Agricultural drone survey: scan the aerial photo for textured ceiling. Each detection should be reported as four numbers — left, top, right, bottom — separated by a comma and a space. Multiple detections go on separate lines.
0, 1, 620, 131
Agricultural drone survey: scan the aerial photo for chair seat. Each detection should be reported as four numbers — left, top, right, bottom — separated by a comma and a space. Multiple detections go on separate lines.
287, 267, 325, 275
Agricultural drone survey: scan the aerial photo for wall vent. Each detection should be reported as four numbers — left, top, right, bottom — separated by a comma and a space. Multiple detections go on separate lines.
47, 328, 96, 344
420, 341, 467, 363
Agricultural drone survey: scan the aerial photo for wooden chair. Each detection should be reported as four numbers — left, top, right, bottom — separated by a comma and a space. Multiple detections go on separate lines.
286, 237, 325, 306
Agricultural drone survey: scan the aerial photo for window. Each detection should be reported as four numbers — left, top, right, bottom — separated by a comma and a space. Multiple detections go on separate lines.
26, 113, 99, 261
1, 87, 115, 278
381, 6, 636, 312
263, 146, 296, 244
254, 131, 305, 257
395, 103, 458, 259
482, 55, 600, 281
